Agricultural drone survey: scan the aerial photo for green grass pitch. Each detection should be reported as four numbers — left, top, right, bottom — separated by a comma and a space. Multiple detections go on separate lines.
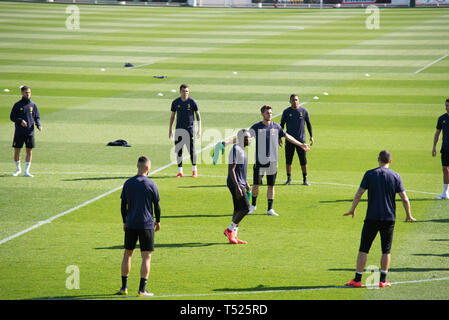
0, 2, 449, 301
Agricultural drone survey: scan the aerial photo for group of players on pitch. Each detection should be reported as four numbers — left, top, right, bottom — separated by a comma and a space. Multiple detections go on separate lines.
10, 84, 449, 295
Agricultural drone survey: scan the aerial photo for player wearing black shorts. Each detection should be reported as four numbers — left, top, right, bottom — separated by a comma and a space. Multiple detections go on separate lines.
223, 129, 252, 245
432, 98, 449, 200
344, 150, 415, 288
280, 94, 314, 186
10, 86, 42, 177
247, 105, 310, 216
169, 84, 201, 178
116, 156, 161, 297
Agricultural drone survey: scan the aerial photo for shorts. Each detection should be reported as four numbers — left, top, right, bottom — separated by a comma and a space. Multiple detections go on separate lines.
253, 162, 277, 186
124, 228, 154, 252
441, 150, 449, 167
12, 134, 35, 149
359, 219, 395, 254
228, 185, 250, 212
285, 141, 307, 166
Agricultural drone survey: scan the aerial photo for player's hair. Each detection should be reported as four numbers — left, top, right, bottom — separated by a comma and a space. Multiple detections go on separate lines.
378, 150, 392, 164
446, 98, 449, 103
137, 156, 151, 170
21, 85, 30, 92
260, 105, 272, 114
290, 94, 298, 100
180, 83, 189, 91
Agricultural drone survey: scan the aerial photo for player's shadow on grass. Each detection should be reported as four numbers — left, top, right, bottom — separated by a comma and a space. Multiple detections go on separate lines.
414, 219, 449, 223
329, 267, 449, 272
319, 198, 435, 203
213, 283, 344, 293
63, 175, 174, 182
412, 253, 449, 258
178, 184, 227, 189
63, 176, 130, 181
95, 242, 227, 250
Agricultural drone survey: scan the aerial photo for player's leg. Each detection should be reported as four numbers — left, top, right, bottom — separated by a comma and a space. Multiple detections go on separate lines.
346, 220, 378, 287
138, 229, 154, 296
174, 129, 185, 177
284, 142, 294, 185
189, 130, 197, 177
298, 147, 309, 186
12, 133, 24, 176
249, 164, 262, 214
378, 221, 394, 287
13, 148, 22, 176
436, 151, 449, 199
266, 165, 278, 216
232, 189, 250, 244
440, 165, 449, 197
117, 249, 133, 295
24, 147, 33, 177
121, 249, 133, 278
139, 251, 152, 295
224, 188, 239, 244
21, 136, 35, 177
117, 228, 138, 295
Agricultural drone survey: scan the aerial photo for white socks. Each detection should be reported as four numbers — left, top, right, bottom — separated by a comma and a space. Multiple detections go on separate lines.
25, 162, 31, 174
192, 165, 197, 172
443, 184, 449, 195
228, 223, 239, 237
15, 161, 21, 171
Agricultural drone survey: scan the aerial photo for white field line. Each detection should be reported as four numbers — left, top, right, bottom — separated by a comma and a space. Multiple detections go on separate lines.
414, 54, 448, 74
0, 130, 238, 246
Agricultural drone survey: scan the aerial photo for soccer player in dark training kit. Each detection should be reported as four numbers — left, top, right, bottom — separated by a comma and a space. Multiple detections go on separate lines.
223, 129, 252, 245
280, 94, 314, 186
432, 98, 449, 200
116, 156, 161, 297
169, 84, 202, 178
248, 105, 310, 216
10, 86, 42, 177
343, 150, 415, 288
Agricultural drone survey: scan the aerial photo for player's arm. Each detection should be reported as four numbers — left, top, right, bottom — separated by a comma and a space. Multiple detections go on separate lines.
121, 198, 128, 232
10, 104, 26, 127
154, 201, 161, 232
228, 163, 243, 198
169, 111, 176, 140
279, 115, 286, 147
34, 105, 42, 131
284, 133, 310, 151
432, 129, 441, 157
195, 110, 201, 138
306, 114, 313, 146
343, 187, 366, 218
398, 191, 415, 222
222, 137, 237, 147
280, 113, 286, 130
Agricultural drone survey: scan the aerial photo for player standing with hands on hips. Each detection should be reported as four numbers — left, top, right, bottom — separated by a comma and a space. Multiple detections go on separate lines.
10, 86, 42, 177
432, 98, 449, 200
344, 150, 415, 288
